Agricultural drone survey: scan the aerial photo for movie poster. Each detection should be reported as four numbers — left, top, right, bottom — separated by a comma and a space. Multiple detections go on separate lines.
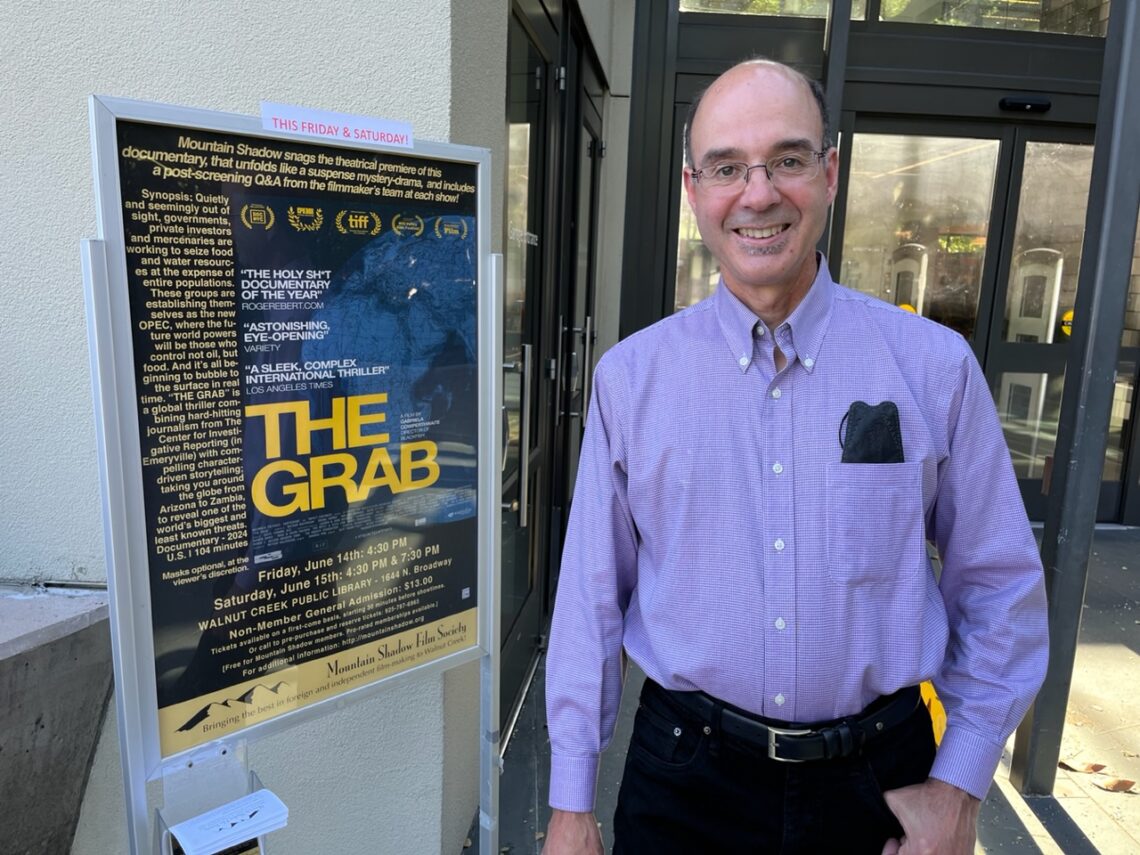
114, 119, 480, 756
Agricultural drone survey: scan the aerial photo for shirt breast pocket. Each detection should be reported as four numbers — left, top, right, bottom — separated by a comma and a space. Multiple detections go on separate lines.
826, 462, 925, 585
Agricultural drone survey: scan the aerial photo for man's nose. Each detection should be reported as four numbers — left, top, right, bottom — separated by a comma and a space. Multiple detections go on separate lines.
738, 166, 782, 207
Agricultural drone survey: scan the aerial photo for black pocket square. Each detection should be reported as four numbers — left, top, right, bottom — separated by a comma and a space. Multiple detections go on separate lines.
840, 401, 904, 463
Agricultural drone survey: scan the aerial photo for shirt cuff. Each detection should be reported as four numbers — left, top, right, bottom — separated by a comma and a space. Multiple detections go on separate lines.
549, 752, 601, 813
929, 724, 1004, 801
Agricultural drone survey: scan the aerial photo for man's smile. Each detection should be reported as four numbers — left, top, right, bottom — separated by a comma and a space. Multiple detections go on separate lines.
734, 224, 789, 240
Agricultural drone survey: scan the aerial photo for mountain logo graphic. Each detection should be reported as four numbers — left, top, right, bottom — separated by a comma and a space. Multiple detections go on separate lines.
177, 681, 294, 732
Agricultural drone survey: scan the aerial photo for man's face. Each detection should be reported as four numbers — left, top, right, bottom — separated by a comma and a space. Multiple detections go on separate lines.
683, 64, 839, 301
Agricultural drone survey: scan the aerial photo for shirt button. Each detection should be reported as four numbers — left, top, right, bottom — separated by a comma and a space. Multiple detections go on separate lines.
772, 462, 783, 474
774, 538, 785, 551
771, 388, 782, 399
774, 693, 786, 706
803, 357, 815, 368
775, 617, 786, 630
739, 356, 749, 368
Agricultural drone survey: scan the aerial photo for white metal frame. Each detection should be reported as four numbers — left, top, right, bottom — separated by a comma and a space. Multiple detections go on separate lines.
85, 95, 500, 854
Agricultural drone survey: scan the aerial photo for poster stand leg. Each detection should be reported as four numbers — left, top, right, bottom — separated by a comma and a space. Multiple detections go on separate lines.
479, 253, 504, 855
83, 235, 151, 855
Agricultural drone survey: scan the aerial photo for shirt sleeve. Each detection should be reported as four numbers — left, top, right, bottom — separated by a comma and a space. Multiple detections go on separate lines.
545, 358, 640, 813
928, 349, 1049, 800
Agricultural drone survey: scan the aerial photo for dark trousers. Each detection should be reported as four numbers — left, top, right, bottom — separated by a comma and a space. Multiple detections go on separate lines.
613, 679, 936, 854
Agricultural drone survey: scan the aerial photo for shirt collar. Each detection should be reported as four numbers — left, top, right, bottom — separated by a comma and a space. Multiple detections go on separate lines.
714, 254, 835, 374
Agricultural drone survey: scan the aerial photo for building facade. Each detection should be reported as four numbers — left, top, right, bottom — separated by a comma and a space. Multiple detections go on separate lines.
1, 2, 631, 852
1, 1, 1134, 853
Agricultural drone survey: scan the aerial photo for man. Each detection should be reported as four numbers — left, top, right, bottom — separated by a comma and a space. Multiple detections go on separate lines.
542, 60, 1048, 854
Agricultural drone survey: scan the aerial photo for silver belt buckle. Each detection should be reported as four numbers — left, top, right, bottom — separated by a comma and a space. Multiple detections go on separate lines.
767, 725, 813, 762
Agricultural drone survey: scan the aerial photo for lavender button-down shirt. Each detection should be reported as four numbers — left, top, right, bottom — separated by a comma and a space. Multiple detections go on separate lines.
546, 259, 1048, 812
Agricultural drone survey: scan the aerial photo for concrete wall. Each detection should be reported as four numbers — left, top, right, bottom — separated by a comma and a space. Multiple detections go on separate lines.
0, 592, 112, 855
444, 2, 509, 849
0, 2, 506, 853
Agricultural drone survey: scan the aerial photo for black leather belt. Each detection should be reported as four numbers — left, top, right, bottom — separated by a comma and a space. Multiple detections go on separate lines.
648, 680, 922, 763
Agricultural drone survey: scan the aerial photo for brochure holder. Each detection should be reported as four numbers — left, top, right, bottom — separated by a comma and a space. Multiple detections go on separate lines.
153, 743, 270, 855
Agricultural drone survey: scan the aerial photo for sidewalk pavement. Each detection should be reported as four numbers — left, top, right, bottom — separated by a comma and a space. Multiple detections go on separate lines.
472, 526, 1140, 854
1004, 526, 1140, 854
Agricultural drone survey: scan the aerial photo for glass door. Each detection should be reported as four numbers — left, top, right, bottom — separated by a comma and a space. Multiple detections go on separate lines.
551, 27, 604, 579
501, 11, 554, 731
983, 129, 1139, 520
835, 123, 1007, 360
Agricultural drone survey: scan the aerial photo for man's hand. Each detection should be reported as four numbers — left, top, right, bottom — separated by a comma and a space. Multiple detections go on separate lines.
880, 778, 981, 855
541, 809, 603, 855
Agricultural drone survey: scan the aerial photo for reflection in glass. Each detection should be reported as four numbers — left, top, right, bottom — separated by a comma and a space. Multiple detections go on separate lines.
1125, 223, 1140, 348
998, 370, 1064, 479
501, 509, 530, 644
504, 122, 530, 458
1003, 143, 1093, 343
1106, 368, 1134, 482
880, 0, 1109, 37
565, 130, 596, 501
680, 0, 865, 18
997, 368, 1132, 481
840, 134, 1000, 339
675, 192, 720, 311
1011, 153, 1140, 348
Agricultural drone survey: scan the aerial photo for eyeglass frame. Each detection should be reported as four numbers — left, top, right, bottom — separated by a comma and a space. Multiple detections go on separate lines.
689, 149, 830, 193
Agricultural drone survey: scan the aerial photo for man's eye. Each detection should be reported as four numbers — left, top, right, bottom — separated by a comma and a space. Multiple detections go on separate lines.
775, 155, 809, 170
713, 164, 741, 179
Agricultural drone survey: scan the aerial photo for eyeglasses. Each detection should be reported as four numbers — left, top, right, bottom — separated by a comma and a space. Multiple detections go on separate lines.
691, 150, 827, 194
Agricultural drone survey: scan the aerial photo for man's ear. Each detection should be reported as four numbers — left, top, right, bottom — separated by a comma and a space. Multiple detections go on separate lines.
683, 167, 697, 210
824, 147, 840, 205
